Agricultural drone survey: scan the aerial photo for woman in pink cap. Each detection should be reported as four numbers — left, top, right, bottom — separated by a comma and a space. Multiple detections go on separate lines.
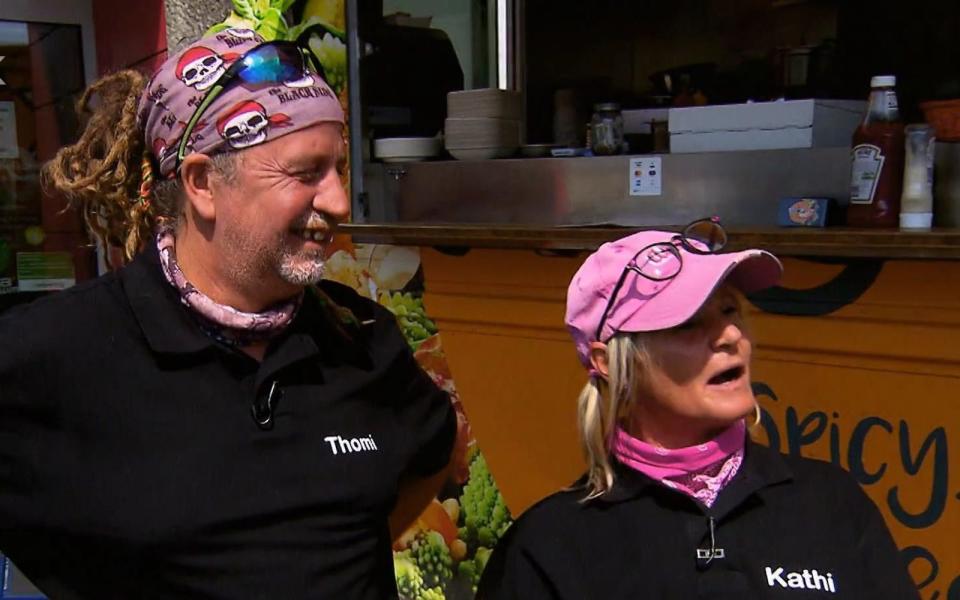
478, 219, 918, 599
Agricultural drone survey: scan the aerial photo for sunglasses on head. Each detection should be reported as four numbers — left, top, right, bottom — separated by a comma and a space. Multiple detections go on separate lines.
175, 28, 335, 172
593, 217, 728, 341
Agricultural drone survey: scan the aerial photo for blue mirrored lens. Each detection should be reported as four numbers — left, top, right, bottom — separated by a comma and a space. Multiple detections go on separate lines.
237, 45, 304, 85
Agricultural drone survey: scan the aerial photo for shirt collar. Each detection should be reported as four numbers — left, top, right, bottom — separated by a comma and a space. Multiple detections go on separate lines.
255, 285, 372, 388
122, 244, 372, 369
122, 242, 215, 355
595, 437, 794, 513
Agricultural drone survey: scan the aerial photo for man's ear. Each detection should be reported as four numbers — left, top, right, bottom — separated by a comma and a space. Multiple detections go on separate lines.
589, 341, 610, 379
179, 154, 218, 222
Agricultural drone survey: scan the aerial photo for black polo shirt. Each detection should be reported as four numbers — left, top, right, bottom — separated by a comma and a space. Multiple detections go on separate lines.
478, 441, 919, 599
0, 244, 456, 599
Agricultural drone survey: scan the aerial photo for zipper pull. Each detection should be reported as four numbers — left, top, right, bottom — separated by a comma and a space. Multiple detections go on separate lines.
696, 517, 725, 564
252, 380, 280, 430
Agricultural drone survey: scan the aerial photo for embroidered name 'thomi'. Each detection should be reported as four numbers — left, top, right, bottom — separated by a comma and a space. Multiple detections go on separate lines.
324, 434, 378, 455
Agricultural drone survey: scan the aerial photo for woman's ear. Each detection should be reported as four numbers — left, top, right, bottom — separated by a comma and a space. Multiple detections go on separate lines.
589, 341, 610, 379
179, 154, 217, 222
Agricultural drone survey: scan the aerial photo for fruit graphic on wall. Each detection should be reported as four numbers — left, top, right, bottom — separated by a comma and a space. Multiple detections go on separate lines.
324, 242, 513, 599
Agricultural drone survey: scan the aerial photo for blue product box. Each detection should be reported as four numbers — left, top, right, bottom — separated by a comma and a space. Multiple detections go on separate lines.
777, 197, 833, 227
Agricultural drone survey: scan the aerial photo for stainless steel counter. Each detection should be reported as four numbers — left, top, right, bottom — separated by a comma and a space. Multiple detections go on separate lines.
360, 147, 850, 227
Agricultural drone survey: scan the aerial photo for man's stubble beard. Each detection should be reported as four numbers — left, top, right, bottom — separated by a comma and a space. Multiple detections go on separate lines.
277, 245, 326, 286
222, 226, 326, 292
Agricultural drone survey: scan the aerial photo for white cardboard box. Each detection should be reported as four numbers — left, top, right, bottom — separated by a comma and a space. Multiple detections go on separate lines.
668, 99, 865, 153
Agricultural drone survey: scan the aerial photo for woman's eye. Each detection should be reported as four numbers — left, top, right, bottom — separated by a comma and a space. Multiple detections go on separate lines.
722, 304, 739, 316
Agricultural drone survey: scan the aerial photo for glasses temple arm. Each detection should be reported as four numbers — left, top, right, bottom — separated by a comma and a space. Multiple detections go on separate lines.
594, 266, 632, 341
176, 84, 226, 163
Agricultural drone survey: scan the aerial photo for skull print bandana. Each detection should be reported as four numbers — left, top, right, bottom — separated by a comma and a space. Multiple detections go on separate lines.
137, 28, 344, 179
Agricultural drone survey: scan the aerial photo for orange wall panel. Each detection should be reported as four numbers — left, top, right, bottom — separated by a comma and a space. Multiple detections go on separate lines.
421, 248, 960, 597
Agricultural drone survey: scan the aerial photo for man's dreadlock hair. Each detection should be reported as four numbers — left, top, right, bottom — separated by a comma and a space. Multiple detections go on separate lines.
41, 69, 238, 264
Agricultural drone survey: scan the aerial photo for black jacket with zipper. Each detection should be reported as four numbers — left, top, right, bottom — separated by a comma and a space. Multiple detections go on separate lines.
478, 439, 919, 599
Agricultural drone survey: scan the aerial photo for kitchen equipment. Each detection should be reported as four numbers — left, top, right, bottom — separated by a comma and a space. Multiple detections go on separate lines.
649, 63, 716, 106
373, 137, 442, 162
383, 12, 432, 28
775, 40, 837, 97
361, 21, 463, 138
553, 88, 583, 147
776, 45, 815, 89
934, 141, 960, 226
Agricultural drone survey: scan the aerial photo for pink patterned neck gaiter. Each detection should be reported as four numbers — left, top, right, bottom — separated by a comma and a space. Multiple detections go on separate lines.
156, 227, 301, 347
613, 420, 746, 507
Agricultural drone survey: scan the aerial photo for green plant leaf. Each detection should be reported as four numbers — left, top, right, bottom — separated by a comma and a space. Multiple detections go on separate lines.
231, 0, 258, 19
274, 0, 298, 13
222, 13, 259, 30
255, 7, 289, 40
205, 22, 233, 36
287, 15, 346, 43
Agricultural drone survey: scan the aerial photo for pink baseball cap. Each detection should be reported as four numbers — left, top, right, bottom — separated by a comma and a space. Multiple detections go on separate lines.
565, 229, 783, 369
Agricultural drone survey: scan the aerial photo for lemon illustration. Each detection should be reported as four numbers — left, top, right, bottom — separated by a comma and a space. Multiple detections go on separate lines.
24, 225, 45, 246
303, 0, 345, 31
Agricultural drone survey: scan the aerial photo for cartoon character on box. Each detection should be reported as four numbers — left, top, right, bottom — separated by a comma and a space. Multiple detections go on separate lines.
788, 198, 820, 226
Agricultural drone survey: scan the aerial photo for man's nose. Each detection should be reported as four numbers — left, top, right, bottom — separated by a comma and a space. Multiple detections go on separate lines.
315, 172, 350, 224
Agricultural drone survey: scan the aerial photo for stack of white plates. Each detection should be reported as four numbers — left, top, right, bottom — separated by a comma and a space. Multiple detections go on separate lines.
445, 89, 521, 160
373, 136, 442, 163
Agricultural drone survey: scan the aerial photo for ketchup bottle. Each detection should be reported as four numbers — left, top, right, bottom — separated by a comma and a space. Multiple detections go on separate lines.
847, 75, 905, 227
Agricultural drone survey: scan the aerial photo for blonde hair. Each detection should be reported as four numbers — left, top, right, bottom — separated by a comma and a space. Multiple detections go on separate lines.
576, 285, 756, 500
41, 69, 239, 265
577, 332, 652, 500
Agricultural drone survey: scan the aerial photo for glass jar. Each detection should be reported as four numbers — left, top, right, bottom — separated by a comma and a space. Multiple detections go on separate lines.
590, 102, 624, 155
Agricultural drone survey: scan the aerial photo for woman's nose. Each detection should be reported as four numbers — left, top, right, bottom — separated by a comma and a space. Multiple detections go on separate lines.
711, 319, 744, 351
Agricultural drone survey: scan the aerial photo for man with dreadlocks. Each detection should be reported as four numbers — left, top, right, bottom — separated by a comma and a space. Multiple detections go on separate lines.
0, 29, 456, 599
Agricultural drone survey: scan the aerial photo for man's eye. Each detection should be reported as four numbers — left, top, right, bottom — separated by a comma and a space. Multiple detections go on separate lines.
296, 170, 322, 182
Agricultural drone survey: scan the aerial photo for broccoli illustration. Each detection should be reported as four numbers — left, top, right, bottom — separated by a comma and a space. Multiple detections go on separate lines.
418, 587, 445, 600
458, 452, 512, 548
410, 530, 453, 591
395, 537, 451, 600
379, 291, 437, 350
395, 551, 425, 599
457, 546, 493, 593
